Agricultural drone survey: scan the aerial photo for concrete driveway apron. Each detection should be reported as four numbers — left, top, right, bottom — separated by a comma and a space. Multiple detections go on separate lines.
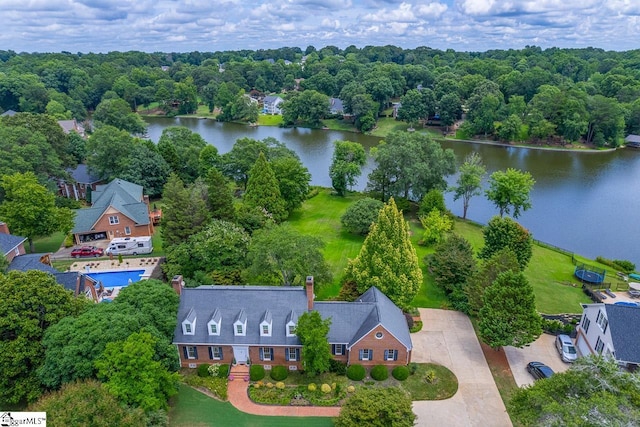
412, 309, 512, 427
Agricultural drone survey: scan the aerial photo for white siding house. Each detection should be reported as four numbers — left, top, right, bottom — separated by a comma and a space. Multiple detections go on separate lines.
263, 96, 284, 115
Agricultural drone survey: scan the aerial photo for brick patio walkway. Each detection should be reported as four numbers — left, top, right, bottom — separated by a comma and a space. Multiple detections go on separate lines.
227, 378, 341, 417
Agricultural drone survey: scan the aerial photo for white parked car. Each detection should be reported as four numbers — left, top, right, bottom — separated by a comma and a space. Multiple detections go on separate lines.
555, 334, 578, 363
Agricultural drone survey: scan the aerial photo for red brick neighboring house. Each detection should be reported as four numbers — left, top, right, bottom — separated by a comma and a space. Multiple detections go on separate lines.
72, 179, 153, 244
58, 164, 105, 201
0, 221, 27, 263
172, 276, 412, 370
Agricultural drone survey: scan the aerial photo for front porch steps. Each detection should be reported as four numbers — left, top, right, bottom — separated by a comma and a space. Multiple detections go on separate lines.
229, 364, 250, 381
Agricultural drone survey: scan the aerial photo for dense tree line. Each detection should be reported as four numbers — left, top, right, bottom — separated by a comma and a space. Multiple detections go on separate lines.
2, 45, 639, 144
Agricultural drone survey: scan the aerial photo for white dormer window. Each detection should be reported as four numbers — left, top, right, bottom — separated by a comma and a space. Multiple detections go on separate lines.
287, 322, 297, 337
208, 309, 221, 336
236, 324, 243, 334
234, 320, 246, 336
208, 321, 220, 336
261, 322, 271, 336
182, 319, 195, 335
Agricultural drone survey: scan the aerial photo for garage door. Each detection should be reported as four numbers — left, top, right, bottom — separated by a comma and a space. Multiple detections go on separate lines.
576, 334, 591, 357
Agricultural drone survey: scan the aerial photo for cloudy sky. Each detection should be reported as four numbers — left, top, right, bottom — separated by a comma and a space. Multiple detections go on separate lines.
1, 0, 639, 53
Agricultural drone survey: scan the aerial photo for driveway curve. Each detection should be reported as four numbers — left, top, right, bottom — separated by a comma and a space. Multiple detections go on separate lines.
412, 309, 512, 427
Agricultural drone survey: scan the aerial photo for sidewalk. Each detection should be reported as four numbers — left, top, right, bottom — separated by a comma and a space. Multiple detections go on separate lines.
227, 378, 340, 417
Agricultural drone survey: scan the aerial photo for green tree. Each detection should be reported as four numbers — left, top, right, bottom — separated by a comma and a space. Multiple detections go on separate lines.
271, 155, 311, 214
29, 380, 147, 427
243, 152, 288, 223
164, 220, 250, 285
119, 143, 170, 197
429, 234, 476, 293
340, 197, 384, 235
336, 387, 416, 427
419, 209, 453, 246
198, 144, 220, 176
485, 168, 535, 218
452, 152, 486, 219
438, 92, 462, 131
93, 97, 147, 134
85, 125, 135, 180
158, 126, 207, 183
509, 356, 640, 426
496, 114, 523, 142
466, 248, 520, 316
344, 198, 422, 310
329, 140, 367, 196
66, 131, 87, 164
397, 89, 427, 129
0, 124, 65, 181
0, 172, 74, 252
418, 188, 447, 217
161, 174, 210, 248
244, 224, 332, 286
0, 253, 8, 273
95, 331, 179, 411
479, 270, 542, 349
281, 90, 330, 126
367, 131, 456, 202
204, 168, 236, 221
479, 216, 533, 270
229, 90, 259, 123
0, 270, 85, 405
296, 311, 332, 377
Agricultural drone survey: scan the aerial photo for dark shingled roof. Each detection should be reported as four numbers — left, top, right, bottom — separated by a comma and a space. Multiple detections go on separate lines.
8, 254, 85, 294
604, 304, 640, 364
173, 285, 412, 350
67, 164, 101, 184
0, 231, 27, 256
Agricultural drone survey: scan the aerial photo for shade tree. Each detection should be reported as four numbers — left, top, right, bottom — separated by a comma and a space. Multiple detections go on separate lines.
296, 311, 332, 377
479, 216, 533, 270
340, 197, 384, 235
335, 387, 416, 427
452, 152, 486, 219
329, 140, 367, 196
158, 126, 208, 183
243, 152, 288, 223
485, 168, 535, 218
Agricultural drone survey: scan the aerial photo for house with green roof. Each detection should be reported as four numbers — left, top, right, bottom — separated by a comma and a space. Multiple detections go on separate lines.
72, 179, 154, 244
172, 276, 413, 370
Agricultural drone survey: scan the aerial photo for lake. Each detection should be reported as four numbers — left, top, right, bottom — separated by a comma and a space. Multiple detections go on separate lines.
145, 117, 640, 268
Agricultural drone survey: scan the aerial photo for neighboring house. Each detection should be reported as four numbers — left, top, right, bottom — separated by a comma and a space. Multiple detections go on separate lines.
625, 135, 640, 148
57, 119, 85, 137
329, 98, 344, 115
72, 179, 153, 244
8, 253, 103, 302
0, 222, 27, 263
173, 276, 412, 370
263, 96, 284, 115
576, 303, 640, 369
58, 164, 105, 201
392, 102, 402, 118
1, 109, 17, 117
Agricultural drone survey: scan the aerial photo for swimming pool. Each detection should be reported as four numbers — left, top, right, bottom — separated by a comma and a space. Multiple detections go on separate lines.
87, 270, 145, 288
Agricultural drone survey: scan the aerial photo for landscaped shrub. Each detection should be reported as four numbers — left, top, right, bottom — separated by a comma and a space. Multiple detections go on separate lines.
276, 382, 285, 389
405, 313, 415, 329
207, 363, 221, 377
613, 259, 635, 273
250, 365, 265, 381
270, 365, 288, 381
266, 382, 273, 388
346, 385, 355, 393
308, 383, 317, 391
370, 365, 389, 381
197, 364, 211, 377
392, 366, 410, 381
346, 364, 366, 381
321, 384, 332, 394
424, 369, 437, 383
541, 318, 564, 334
409, 362, 418, 375
329, 359, 347, 375
217, 364, 230, 378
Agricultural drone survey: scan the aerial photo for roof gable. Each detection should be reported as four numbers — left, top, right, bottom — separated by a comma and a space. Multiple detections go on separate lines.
604, 304, 640, 363
0, 232, 27, 256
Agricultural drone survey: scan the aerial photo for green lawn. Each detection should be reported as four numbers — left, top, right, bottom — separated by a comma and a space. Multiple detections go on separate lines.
31, 231, 65, 253
258, 114, 284, 126
169, 384, 334, 427
401, 363, 458, 400
369, 117, 410, 137
321, 119, 357, 132
289, 189, 591, 313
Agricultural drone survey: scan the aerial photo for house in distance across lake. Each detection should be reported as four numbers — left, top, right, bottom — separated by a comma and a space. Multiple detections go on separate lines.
172, 276, 412, 370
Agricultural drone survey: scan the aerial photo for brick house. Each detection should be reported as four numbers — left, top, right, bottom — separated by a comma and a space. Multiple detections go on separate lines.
172, 276, 412, 370
0, 221, 27, 263
58, 164, 104, 201
72, 179, 153, 244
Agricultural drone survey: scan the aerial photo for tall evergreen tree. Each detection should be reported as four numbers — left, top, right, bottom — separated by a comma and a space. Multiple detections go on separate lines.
161, 174, 210, 248
344, 197, 422, 309
466, 248, 520, 316
205, 168, 236, 221
479, 270, 542, 349
243, 152, 287, 223
296, 311, 332, 377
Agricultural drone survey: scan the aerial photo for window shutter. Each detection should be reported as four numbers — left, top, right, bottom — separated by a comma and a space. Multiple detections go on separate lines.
285, 348, 289, 361
259, 347, 264, 361
331, 344, 336, 355
384, 350, 388, 360
193, 347, 198, 359
183, 346, 188, 360
220, 347, 223, 360
208, 347, 213, 360
394, 350, 398, 361
296, 348, 300, 361
370, 350, 373, 360
359, 349, 363, 360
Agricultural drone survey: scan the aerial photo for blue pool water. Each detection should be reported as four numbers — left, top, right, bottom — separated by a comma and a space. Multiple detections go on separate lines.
87, 270, 145, 288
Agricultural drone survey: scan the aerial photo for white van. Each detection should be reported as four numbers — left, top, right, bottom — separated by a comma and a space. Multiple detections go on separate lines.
106, 236, 153, 256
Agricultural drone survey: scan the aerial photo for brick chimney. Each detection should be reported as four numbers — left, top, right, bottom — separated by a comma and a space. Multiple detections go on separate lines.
306, 276, 314, 311
0, 221, 9, 235
171, 275, 185, 296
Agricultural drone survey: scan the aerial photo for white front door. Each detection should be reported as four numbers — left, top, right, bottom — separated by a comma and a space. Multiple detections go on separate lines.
233, 346, 249, 364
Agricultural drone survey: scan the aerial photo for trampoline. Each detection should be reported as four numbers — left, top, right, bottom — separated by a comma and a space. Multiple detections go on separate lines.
575, 264, 606, 284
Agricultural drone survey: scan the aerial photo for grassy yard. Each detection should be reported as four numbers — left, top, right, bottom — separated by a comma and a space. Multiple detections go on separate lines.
321, 119, 357, 132
369, 117, 410, 137
258, 114, 284, 126
30, 231, 65, 253
169, 384, 334, 427
289, 189, 591, 313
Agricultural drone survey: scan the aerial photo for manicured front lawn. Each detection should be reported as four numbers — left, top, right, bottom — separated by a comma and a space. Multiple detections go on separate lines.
30, 231, 65, 253
321, 119, 357, 132
401, 363, 458, 400
168, 384, 334, 427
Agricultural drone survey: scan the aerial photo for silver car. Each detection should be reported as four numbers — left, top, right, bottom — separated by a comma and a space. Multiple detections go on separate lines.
555, 334, 577, 363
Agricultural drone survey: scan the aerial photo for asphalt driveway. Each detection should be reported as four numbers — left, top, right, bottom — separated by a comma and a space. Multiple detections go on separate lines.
412, 309, 512, 427
504, 333, 571, 387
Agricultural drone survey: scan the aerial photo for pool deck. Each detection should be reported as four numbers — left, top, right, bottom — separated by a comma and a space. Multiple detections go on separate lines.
68, 257, 160, 279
